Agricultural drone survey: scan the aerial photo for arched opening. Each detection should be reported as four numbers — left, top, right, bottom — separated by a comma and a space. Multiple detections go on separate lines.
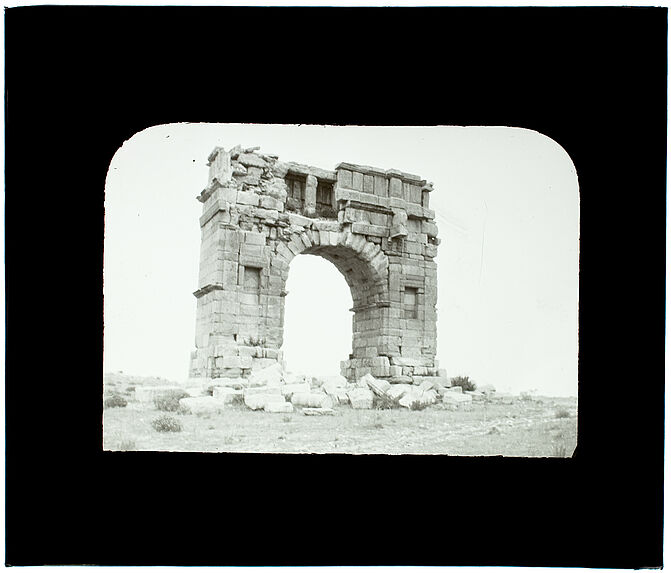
283, 255, 352, 377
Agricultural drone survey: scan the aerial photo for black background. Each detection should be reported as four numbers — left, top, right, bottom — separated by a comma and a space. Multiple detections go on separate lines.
5, 6, 666, 567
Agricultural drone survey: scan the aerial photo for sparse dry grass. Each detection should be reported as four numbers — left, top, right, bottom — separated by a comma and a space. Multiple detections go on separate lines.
103, 396, 577, 456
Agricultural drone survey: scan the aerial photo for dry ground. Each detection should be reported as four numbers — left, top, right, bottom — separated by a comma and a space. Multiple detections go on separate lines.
103, 377, 577, 456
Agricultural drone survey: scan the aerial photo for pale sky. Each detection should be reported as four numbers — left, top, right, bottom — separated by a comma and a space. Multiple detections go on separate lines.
104, 123, 579, 396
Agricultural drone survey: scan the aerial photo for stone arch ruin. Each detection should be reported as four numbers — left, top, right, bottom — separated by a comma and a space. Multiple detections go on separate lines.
189, 145, 446, 386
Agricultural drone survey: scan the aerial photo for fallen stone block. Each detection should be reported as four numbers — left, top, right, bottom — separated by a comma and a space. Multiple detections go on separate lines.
390, 375, 414, 384
413, 376, 450, 388
248, 363, 284, 388
135, 386, 184, 404
447, 386, 463, 393
420, 389, 438, 405
325, 388, 350, 405
442, 393, 473, 405
244, 392, 286, 411
264, 401, 294, 413
465, 390, 485, 401
356, 373, 374, 388
387, 384, 414, 400
419, 380, 435, 392
212, 386, 243, 403
209, 377, 247, 391
244, 385, 282, 396
284, 372, 310, 385
399, 388, 424, 408
302, 408, 335, 416
364, 375, 391, 397
347, 388, 374, 409
280, 382, 311, 399
319, 376, 348, 394
179, 396, 229, 415
291, 392, 333, 409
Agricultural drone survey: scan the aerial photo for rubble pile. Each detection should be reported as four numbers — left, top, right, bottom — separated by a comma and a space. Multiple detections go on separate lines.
176, 365, 485, 415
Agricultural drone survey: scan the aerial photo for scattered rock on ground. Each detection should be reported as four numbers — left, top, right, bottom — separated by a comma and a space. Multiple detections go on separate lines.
442, 393, 473, 410
302, 408, 335, 416
245, 392, 287, 411
291, 392, 333, 409
280, 382, 311, 400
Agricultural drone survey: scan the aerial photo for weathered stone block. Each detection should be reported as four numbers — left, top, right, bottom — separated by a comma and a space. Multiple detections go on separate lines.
264, 401, 294, 413
259, 195, 284, 211
302, 408, 335, 416
442, 392, 473, 405
237, 153, 268, 168
347, 388, 374, 409
288, 213, 312, 227
245, 392, 286, 410
237, 190, 260, 206
291, 392, 333, 409
210, 377, 247, 390
387, 384, 414, 400
280, 382, 311, 399
389, 177, 403, 198
248, 363, 283, 387
212, 386, 243, 403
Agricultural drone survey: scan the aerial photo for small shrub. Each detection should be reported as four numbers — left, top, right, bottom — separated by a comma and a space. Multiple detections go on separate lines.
126, 385, 136, 392
555, 407, 571, 419
282, 415, 292, 423
409, 400, 430, 411
105, 394, 128, 408
151, 415, 182, 433
450, 376, 477, 392
552, 443, 568, 457
154, 390, 189, 412
119, 439, 136, 450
